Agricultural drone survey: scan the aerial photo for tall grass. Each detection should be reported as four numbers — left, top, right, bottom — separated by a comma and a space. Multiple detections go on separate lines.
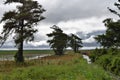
0, 53, 113, 80
90, 48, 120, 77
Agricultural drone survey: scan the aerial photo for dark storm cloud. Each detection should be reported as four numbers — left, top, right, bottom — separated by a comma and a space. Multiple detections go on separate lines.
76, 32, 90, 39
82, 42, 100, 47
88, 30, 106, 36
41, 0, 115, 23
76, 30, 105, 40
76, 30, 105, 48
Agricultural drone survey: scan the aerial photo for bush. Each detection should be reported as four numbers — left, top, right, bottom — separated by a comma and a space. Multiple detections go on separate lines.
89, 48, 107, 62
96, 55, 112, 70
90, 48, 120, 76
107, 48, 119, 55
109, 57, 120, 75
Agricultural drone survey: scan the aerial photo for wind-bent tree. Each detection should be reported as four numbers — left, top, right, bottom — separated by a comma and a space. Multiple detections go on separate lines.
69, 34, 82, 53
95, 19, 120, 48
95, 0, 120, 49
47, 25, 68, 55
47, 25, 83, 55
0, 0, 45, 62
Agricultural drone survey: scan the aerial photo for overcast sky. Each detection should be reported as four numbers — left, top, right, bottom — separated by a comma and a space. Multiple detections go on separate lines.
0, 0, 117, 49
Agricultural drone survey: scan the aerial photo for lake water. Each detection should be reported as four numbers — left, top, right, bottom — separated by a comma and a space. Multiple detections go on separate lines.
0, 53, 92, 64
82, 55, 91, 64
0, 54, 51, 61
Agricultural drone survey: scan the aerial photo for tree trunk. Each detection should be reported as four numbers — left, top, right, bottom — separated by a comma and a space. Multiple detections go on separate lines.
54, 47, 64, 55
14, 20, 24, 62
15, 41, 24, 62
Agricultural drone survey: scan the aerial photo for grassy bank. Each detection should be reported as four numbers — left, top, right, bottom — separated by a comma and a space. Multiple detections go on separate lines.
90, 48, 120, 77
0, 52, 113, 80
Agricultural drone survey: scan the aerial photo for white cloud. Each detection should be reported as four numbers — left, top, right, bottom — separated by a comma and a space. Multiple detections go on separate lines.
57, 17, 107, 34
82, 35, 96, 43
28, 41, 48, 47
0, 23, 3, 33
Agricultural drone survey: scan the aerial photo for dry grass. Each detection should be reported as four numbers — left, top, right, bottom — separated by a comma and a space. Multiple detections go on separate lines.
0, 53, 81, 73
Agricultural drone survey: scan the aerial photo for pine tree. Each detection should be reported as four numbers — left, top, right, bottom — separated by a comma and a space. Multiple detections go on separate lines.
0, 0, 45, 62
47, 25, 68, 55
69, 34, 82, 53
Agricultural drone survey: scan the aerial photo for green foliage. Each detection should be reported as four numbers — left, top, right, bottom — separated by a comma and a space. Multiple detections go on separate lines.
69, 34, 82, 53
89, 48, 107, 62
47, 25, 68, 55
95, 18, 120, 48
107, 48, 119, 55
109, 57, 120, 75
96, 55, 112, 70
90, 48, 120, 76
96, 55, 120, 76
47, 25, 82, 55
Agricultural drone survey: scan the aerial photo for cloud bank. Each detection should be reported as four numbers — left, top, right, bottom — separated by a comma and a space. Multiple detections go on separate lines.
0, 0, 117, 50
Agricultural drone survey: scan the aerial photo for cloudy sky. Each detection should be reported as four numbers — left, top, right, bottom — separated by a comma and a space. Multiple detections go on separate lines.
0, 0, 117, 50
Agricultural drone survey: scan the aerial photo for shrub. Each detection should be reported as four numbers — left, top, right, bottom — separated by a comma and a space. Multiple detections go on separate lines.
90, 48, 120, 76
96, 55, 112, 70
107, 48, 119, 55
89, 48, 107, 62
109, 57, 120, 75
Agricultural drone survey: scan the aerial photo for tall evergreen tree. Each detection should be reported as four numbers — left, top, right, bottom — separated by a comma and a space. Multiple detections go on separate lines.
69, 34, 82, 53
0, 0, 45, 62
47, 25, 68, 55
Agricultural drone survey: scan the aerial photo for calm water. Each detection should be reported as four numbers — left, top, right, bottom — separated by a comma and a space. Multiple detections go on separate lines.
82, 55, 91, 64
0, 54, 51, 61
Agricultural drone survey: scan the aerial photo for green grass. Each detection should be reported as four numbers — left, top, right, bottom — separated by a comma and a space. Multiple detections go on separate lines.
0, 50, 54, 55
0, 53, 113, 80
0, 50, 16, 55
